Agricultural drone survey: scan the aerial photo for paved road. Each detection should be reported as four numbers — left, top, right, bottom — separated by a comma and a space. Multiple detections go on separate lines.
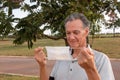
0, 56, 55, 77
0, 56, 120, 80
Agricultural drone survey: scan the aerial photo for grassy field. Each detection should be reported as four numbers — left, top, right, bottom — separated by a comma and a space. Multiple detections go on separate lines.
90, 38, 120, 58
0, 74, 38, 80
0, 39, 65, 56
0, 38, 120, 58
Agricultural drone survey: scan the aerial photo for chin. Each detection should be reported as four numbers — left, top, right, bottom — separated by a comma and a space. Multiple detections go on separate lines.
70, 45, 79, 49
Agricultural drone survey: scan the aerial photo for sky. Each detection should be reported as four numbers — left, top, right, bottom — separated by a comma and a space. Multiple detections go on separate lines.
12, 0, 120, 34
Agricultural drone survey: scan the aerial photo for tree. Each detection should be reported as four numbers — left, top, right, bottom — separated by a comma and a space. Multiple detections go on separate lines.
0, 0, 24, 16
1, 0, 120, 48
13, 0, 120, 48
104, 1, 120, 37
0, 0, 23, 40
0, 11, 14, 40
13, 13, 43, 48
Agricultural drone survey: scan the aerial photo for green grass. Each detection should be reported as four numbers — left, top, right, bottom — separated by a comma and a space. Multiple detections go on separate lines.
0, 38, 120, 58
0, 74, 38, 80
0, 39, 65, 56
90, 38, 120, 58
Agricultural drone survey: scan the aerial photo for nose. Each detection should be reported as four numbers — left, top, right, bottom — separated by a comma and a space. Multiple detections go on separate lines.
67, 33, 76, 40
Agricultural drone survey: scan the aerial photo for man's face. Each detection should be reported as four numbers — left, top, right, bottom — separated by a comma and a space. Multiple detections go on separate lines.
65, 19, 89, 49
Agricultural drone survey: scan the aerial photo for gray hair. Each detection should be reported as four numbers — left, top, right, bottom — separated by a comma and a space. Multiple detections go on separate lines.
64, 12, 90, 28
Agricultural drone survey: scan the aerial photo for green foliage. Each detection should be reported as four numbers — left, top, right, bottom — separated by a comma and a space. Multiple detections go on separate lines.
13, 16, 40, 48
0, 0, 120, 48
0, 11, 14, 39
14, 0, 120, 48
0, 0, 24, 16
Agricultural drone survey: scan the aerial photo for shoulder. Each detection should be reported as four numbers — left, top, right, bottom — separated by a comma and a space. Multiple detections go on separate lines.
92, 49, 111, 67
92, 50, 115, 80
93, 49, 109, 61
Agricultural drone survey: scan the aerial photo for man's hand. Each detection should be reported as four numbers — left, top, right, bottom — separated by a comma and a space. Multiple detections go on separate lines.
34, 47, 49, 80
34, 47, 47, 67
77, 47, 100, 80
77, 47, 95, 70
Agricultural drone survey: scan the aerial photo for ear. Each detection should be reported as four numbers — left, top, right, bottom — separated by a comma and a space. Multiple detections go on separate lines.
84, 27, 89, 36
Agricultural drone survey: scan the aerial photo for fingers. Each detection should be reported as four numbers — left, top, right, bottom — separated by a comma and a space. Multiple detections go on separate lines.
77, 47, 94, 68
34, 47, 47, 66
79, 47, 93, 58
34, 47, 45, 58
82, 48, 89, 57
34, 47, 44, 54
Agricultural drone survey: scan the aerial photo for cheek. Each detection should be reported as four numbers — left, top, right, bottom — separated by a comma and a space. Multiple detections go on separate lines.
66, 37, 71, 43
77, 34, 83, 40
77, 34, 86, 43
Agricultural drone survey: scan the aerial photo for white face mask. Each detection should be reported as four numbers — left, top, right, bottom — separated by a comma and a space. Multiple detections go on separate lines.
45, 46, 72, 60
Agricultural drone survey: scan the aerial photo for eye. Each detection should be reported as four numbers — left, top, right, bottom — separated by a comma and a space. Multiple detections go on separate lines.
66, 32, 71, 35
73, 30, 80, 35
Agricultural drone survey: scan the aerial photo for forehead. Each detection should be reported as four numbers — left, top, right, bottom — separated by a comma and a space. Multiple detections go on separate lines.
65, 19, 84, 30
65, 19, 83, 31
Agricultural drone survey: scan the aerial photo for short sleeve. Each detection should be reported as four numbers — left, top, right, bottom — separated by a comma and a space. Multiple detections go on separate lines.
95, 51, 115, 80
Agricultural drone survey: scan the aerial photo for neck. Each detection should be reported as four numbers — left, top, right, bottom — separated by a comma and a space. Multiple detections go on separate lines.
72, 49, 80, 58
72, 43, 88, 58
